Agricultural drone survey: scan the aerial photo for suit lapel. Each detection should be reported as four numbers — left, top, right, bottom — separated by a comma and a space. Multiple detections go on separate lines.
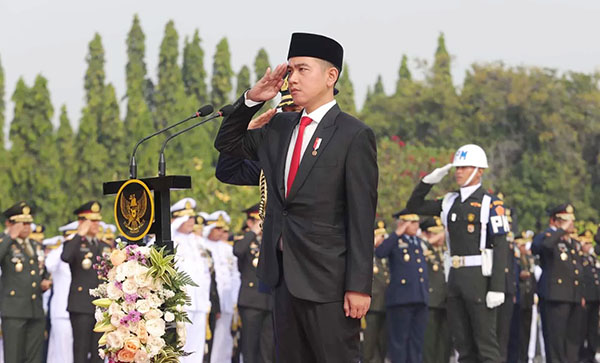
286, 105, 340, 200
275, 112, 302, 202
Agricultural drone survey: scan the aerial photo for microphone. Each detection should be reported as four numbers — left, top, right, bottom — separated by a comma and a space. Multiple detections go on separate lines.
129, 104, 214, 179
158, 105, 234, 176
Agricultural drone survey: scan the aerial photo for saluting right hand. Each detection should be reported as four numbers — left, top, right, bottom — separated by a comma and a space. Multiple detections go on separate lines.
422, 163, 453, 185
77, 219, 92, 237
7, 222, 24, 239
247, 63, 288, 102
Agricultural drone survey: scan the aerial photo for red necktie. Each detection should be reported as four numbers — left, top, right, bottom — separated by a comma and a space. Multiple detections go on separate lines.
286, 116, 313, 197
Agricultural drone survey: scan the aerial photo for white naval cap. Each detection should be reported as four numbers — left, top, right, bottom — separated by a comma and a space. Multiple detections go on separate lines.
170, 197, 197, 217
42, 235, 64, 248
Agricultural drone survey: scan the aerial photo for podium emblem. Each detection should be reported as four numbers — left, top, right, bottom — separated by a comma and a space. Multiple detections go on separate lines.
114, 179, 155, 241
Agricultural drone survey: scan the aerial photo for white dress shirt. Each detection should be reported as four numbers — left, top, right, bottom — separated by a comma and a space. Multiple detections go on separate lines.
459, 183, 482, 203
244, 93, 337, 195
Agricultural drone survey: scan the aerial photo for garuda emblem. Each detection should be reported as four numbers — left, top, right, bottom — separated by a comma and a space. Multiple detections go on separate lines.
120, 191, 148, 233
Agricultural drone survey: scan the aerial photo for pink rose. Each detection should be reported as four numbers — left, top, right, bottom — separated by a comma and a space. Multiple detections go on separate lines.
110, 249, 127, 266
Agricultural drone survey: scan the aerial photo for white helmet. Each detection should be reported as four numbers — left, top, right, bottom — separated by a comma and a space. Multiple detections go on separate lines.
452, 144, 488, 168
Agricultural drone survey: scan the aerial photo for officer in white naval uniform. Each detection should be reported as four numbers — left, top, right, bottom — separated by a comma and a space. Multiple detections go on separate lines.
171, 198, 215, 363
44, 221, 78, 363
204, 211, 241, 363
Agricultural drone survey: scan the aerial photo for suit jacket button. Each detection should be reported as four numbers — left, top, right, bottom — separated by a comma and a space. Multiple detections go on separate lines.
401, 279, 406, 285
558, 279, 563, 284
32, 294, 36, 300
30, 270, 35, 276
78, 286, 83, 292
32, 282, 37, 288
282, 211, 288, 216
10, 290, 15, 296
249, 282, 254, 287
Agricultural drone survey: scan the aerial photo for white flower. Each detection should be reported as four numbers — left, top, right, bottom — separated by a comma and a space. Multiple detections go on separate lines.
115, 264, 127, 282
94, 308, 104, 322
107, 268, 116, 281
137, 287, 151, 299
175, 304, 183, 313
122, 260, 138, 278
108, 302, 121, 316
134, 349, 150, 363
151, 279, 163, 291
164, 311, 175, 322
122, 302, 136, 313
134, 269, 152, 288
135, 299, 151, 314
144, 308, 163, 320
106, 330, 125, 349
110, 311, 125, 328
137, 246, 150, 257
163, 290, 175, 299
98, 349, 106, 359
145, 318, 166, 337
147, 294, 163, 309
106, 283, 123, 300
146, 336, 165, 357
122, 278, 138, 295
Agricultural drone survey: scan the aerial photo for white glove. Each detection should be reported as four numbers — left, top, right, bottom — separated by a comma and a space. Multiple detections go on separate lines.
422, 163, 453, 184
486, 291, 505, 309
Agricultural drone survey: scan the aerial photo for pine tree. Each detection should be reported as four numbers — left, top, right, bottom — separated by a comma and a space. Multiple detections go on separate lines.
395, 54, 412, 95
182, 30, 208, 106
236, 66, 251, 96
0, 56, 7, 209
54, 105, 77, 226
75, 35, 110, 202
373, 75, 385, 96
155, 21, 188, 129
335, 63, 356, 115
211, 38, 233, 108
125, 14, 157, 177
432, 33, 454, 92
253, 48, 270, 84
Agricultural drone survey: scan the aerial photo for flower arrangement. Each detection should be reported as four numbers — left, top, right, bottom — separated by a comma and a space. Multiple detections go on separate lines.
91, 244, 196, 363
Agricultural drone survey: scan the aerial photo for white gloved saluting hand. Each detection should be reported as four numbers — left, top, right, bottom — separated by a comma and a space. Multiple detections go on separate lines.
422, 163, 453, 185
486, 291, 505, 309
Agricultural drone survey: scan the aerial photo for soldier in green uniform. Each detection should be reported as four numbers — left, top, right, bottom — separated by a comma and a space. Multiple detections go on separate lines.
578, 229, 600, 363
0, 201, 52, 363
233, 203, 274, 363
406, 144, 509, 363
362, 221, 389, 363
515, 231, 536, 363
420, 216, 451, 363
61, 201, 112, 363
531, 203, 585, 362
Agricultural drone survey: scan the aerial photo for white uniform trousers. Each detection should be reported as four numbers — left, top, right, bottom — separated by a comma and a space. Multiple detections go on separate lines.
181, 311, 207, 363
210, 312, 233, 363
47, 318, 73, 363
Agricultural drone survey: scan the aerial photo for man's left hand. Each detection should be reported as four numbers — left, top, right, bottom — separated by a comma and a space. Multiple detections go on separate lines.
248, 108, 276, 130
344, 291, 371, 319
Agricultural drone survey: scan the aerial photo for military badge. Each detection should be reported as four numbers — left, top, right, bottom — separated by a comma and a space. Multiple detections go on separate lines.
433, 264, 439, 272
467, 214, 476, 222
560, 252, 568, 261
373, 265, 379, 274
252, 257, 259, 268
467, 224, 475, 233
114, 179, 155, 241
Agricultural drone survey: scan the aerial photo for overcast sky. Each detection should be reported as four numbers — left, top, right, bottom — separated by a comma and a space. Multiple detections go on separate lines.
1, 0, 600, 130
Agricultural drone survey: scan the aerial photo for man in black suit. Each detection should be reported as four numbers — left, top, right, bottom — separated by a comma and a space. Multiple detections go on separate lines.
214, 32, 378, 362
61, 201, 112, 363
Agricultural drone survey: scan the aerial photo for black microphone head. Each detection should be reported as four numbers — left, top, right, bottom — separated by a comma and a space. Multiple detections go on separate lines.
219, 104, 235, 117
197, 104, 214, 117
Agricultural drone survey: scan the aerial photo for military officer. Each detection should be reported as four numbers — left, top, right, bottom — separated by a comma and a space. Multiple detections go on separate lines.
60, 201, 112, 363
45, 221, 78, 363
375, 210, 428, 363
204, 211, 241, 363
514, 231, 536, 363
530, 203, 584, 362
420, 217, 451, 363
170, 198, 218, 363
362, 221, 389, 363
497, 208, 518, 363
406, 144, 510, 362
233, 204, 274, 363
579, 229, 599, 363
0, 201, 51, 363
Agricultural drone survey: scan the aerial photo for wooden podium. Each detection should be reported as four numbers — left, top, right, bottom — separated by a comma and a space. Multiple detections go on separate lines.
103, 175, 191, 252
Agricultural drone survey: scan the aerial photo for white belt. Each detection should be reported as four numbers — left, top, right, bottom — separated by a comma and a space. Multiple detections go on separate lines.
451, 255, 482, 268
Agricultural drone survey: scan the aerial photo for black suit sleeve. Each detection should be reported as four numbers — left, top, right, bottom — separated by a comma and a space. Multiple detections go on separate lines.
214, 94, 266, 160
541, 229, 568, 250
375, 232, 397, 259
215, 153, 261, 186
344, 128, 378, 295
0, 234, 12, 261
405, 181, 443, 216
233, 231, 256, 260
61, 234, 82, 263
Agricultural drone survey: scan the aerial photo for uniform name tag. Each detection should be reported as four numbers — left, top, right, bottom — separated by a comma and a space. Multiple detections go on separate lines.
451, 213, 457, 222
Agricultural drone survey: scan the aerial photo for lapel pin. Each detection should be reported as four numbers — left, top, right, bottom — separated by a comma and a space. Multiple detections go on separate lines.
312, 137, 322, 156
